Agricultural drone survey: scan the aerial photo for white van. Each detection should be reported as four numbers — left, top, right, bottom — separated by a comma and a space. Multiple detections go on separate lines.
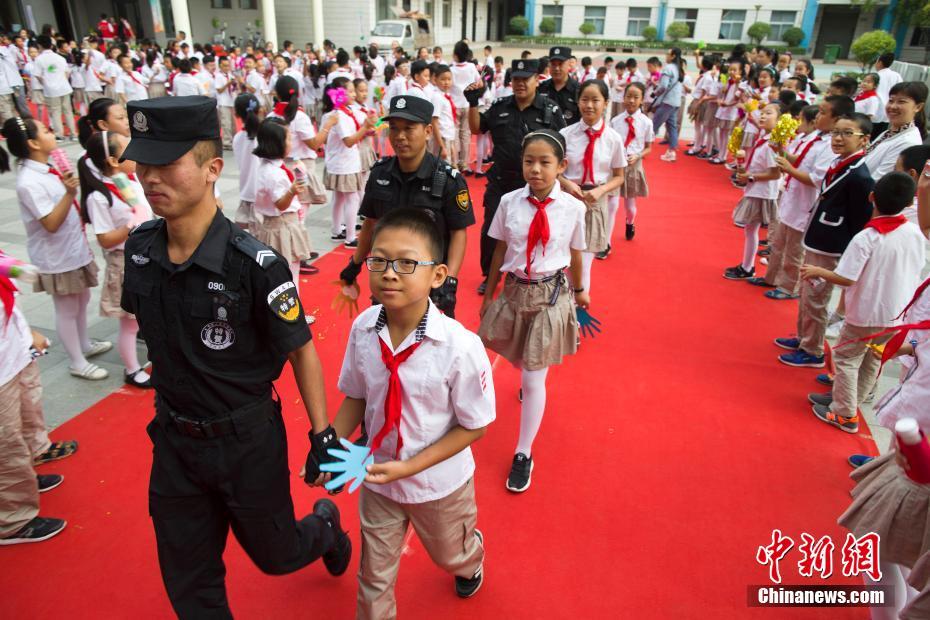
370, 18, 432, 56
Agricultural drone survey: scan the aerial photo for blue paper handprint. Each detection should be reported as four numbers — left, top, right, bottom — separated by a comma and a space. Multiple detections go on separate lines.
576, 307, 602, 339
320, 438, 374, 493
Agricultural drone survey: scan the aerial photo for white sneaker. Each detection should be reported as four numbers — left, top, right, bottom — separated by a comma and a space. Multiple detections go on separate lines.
69, 363, 109, 381
660, 150, 677, 162
84, 340, 113, 358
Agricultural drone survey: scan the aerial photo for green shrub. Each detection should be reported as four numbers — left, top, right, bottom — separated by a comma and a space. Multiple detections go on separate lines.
579, 22, 596, 37
666, 22, 690, 42
508, 15, 529, 35
747, 22, 772, 44
850, 30, 897, 70
538, 17, 557, 35
781, 26, 804, 47
642, 26, 658, 42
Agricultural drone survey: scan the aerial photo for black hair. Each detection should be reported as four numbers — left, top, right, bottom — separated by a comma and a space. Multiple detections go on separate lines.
36, 34, 52, 49
668, 47, 685, 83
273, 75, 301, 123
411, 59, 429, 77
646, 56, 660, 67
453, 41, 470, 63
252, 117, 288, 160
202, 55, 215, 64
537, 57, 548, 73
428, 61, 440, 75
846, 112, 873, 136
394, 56, 408, 68
756, 67, 776, 84
0, 117, 40, 171
825, 94, 856, 119
872, 171, 916, 215
764, 100, 789, 116
701, 56, 714, 72
862, 72, 880, 88
178, 58, 192, 73
78, 130, 123, 222
78, 97, 119, 147
626, 58, 637, 68
145, 49, 158, 67
899, 145, 930, 176
234, 93, 262, 139
796, 58, 815, 80
433, 64, 451, 78
889, 81, 928, 139
322, 77, 350, 113
372, 206, 445, 262
830, 76, 858, 97
625, 82, 646, 98
786, 75, 806, 91
581, 56, 592, 67
494, 55, 503, 64
604, 56, 614, 63
778, 89, 797, 108
384, 64, 396, 83
877, 53, 895, 69
336, 49, 349, 66
504, 68, 512, 87
522, 128, 566, 159
274, 53, 291, 67
579, 79, 609, 101
732, 43, 747, 58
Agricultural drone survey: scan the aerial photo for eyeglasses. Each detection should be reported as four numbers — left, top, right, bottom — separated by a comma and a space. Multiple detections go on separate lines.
830, 130, 865, 138
365, 257, 436, 274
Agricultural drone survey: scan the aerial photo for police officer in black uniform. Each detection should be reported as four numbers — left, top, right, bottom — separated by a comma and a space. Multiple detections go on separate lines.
119, 96, 350, 619
538, 46, 581, 126
339, 94, 474, 318
466, 58, 565, 293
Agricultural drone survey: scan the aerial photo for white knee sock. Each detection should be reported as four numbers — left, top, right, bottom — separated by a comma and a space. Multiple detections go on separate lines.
77, 288, 92, 351
343, 191, 361, 243
742, 222, 761, 271
606, 195, 620, 240
692, 122, 703, 151
516, 367, 549, 457
118, 317, 148, 379
625, 197, 637, 224
864, 562, 916, 620
53, 294, 90, 370
331, 192, 346, 236
581, 252, 595, 293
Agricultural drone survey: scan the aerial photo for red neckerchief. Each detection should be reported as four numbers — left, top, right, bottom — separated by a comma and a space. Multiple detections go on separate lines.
625, 72, 633, 84
744, 133, 771, 170
273, 101, 288, 116
581, 120, 605, 185
373, 338, 423, 459
46, 166, 82, 226
624, 115, 636, 148
784, 132, 823, 190
443, 93, 457, 123
526, 194, 553, 278
864, 214, 908, 235
338, 106, 361, 131
855, 90, 877, 102
102, 181, 128, 204
124, 70, 143, 86
280, 163, 295, 182
896, 277, 930, 320
824, 151, 865, 187
837, 320, 930, 367
0, 252, 16, 325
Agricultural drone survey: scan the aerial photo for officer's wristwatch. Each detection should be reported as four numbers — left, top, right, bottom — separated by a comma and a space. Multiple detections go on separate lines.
446, 276, 458, 286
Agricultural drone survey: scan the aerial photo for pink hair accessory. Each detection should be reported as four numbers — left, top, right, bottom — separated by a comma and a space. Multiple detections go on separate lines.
328, 87, 349, 108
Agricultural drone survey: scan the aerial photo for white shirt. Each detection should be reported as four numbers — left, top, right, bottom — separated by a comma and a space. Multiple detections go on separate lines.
322, 110, 362, 175
715, 80, 743, 121
560, 119, 627, 185
86, 177, 153, 251
268, 108, 318, 161
196, 70, 217, 97
779, 132, 831, 232
172, 73, 203, 96
610, 110, 654, 157
370, 54, 385, 79
875, 67, 903, 123
0, 45, 24, 88
102, 59, 121, 85
254, 158, 299, 216
385, 76, 407, 106
834, 221, 926, 327
244, 70, 268, 96
450, 61, 480, 108
488, 184, 587, 279
82, 53, 104, 92
35, 50, 71, 97
405, 82, 433, 102
214, 71, 235, 106
17, 159, 94, 274
0, 304, 33, 387
25, 61, 41, 92
863, 125, 922, 181
115, 70, 149, 101
743, 134, 780, 200
326, 68, 353, 84
142, 63, 168, 84
338, 300, 496, 504
854, 93, 882, 121
434, 90, 456, 140
232, 132, 259, 202
68, 61, 85, 88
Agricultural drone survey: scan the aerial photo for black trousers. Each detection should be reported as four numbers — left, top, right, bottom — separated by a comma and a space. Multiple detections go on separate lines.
147, 399, 334, 619
480, 179, 523, 277
871, 122, 889, 141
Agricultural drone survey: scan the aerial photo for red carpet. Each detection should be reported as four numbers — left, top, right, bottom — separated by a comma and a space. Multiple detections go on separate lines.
0, 146, 874, 618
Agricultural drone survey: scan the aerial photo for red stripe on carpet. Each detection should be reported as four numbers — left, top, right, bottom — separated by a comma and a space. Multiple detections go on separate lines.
0, 146, 873, 618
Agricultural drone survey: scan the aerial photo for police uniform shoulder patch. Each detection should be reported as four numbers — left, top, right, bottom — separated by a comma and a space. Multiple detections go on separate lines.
128, 218, 162, 236
372, 156, 390, 169
456, 189, 470, 211
441, 163, 458, 178
231, 232, 279, 269
266, 280, 302, 322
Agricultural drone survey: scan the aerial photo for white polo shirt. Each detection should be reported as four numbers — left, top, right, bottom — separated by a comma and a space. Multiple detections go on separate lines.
196, 70, 217, 98
232, 132, 259, 202
254, 158, 299, 217
322, 109, 362, 175
434, 90, 456, 141
172, 73, 203, 96
834, 220, 926, 327
35, 49, 72, 97
268, 108, 318, 160
17, 159, 93, 274
610, 109, 654, 157
86, 177, 153, 251
488, 183, 587, 279
214, 71, 235, 106
561, 118, 627, 185
450, 61, 480, 108
244, 70, 268, 97
778, 132, 831, 232
863, 125, 922, 181
0, 304, 33, 388
115, 70, 149, 101
338, 300, 496, 504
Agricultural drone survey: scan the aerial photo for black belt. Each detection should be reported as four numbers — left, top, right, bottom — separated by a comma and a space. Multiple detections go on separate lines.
157, 395, 279, 440
506, 270, 566, 305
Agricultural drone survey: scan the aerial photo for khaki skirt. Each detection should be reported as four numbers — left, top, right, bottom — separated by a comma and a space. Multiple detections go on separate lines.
837, 452, 930, 569
34, 261, 98, 296
100, 250, 130, 319
103, 85, 117, 101
620, 159, 649, 198
582, 191, 609, 253
701, 101, 719, 126
324, 169, 364, 193
478, 272, 579, 371
287, 158, 327, 205
733, 196, 778, 226
358, 140, 377, 170
148, 82, 167, 98
253, 212, 312, 263
234, 200, 256, 228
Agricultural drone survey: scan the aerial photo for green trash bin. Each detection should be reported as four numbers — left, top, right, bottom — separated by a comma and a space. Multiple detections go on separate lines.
823, 44, 842, 64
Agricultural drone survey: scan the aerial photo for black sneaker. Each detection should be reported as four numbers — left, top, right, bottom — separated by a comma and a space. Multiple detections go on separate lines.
331, 232, 347, 241
505, 453, 533, 493
37, 474, 63, 493
477, 279, 487, 295
455, 529, 484, 598
723, 265, 755, 280
595, 244, 611, 260
344, 239, 359, 248
0, 516, 66, 545
625, 224, 635, 240
312, 499, 351, 576
807, 392, 833, 408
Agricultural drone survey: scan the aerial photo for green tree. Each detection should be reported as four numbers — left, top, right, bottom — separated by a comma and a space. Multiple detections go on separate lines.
508, 15, 529, 35
642, 25, 658, 42
856, 0, 930, 62
665, 21, 690, 42
539, 17, 557, 35
747, 22, 772, 44
578, 21, 596, 37
781, 26, 804, 47
850, 30, 897, 70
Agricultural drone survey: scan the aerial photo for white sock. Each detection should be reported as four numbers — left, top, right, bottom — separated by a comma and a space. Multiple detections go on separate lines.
343, 191, 361, 243
331, 192, 346, 236
625, 197, 637, 224
53, 294, 90, 370
742, 222, 761, 272
581, 252, 595, 293
864, 562, 916, 620
516, 367, 549, 457
606, 195, 620, 240
77, 288, 92, 351
118, 317, 144, 375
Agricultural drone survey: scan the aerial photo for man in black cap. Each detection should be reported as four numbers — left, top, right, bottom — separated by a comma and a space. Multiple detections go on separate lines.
466, 58, 564, 293
119, 96, 351, 618
537, 46, 580, 125
338, 94, 474, 318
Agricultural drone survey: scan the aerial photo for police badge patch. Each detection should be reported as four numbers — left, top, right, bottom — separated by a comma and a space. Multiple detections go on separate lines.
266, 281, 302, 322
456, 189, 470, 211
200, 322, 235, 350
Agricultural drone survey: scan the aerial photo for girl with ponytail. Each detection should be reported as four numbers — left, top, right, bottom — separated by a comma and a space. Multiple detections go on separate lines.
232, 93, 265, 231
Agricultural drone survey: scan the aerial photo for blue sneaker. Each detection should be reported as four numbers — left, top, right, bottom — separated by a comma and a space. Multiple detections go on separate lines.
774, 337, 800, 351
816, 373, 834, 386
848, 454, 874, 469
779, 349, 825, 368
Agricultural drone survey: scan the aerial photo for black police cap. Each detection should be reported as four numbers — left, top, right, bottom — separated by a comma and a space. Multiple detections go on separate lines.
549, 46, 571, 61
511, 58, 539, 78
382, 94, 433, 124
121, 96, 221, 165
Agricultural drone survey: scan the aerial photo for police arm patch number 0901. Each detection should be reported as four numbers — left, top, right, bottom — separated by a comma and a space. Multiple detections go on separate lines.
456, 189, 470, 211
267, 281, 302, 322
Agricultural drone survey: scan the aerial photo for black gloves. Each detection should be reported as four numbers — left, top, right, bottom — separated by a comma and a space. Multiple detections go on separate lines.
432, 276, 458, 318
464, 83, 486, 108
304, 425, 340, 488
339, 256, 363, 285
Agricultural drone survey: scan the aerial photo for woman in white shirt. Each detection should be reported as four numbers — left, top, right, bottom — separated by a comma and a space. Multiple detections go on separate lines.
864, 81, 926, 181
77, 130, 153, 388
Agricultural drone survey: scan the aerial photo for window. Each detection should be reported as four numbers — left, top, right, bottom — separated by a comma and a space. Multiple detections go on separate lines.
627, 7, 651, 37
442, 0, 452, 28
674, 8, 697, 38
911, 27, 930, 47
423, 0, 434, 20
769, 10, 796, 41
541, 5, 563, 35
239, 0, 255, 9
377, 0, 392, 21
211, 0, 230, 8
718, 9, 746, 40
583, 6, 606, 36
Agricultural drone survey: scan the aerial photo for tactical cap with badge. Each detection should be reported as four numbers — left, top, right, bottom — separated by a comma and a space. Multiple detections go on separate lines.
121, 95, 221, 165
